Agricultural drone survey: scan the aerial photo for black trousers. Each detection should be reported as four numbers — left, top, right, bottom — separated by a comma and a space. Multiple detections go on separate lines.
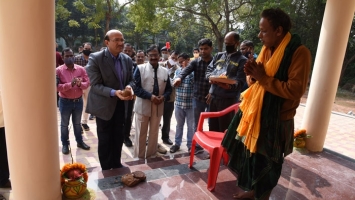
124, 99, 135, 138
161, 101, 174, 140
96, 100, 125, 170
209, 97, 236, 132
0, 127, 9, 186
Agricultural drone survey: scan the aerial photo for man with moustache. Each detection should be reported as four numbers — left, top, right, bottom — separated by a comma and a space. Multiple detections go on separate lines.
74, 42, 93, 132
240, 40, 258, 60
222, 8, 311, 199
191, 47, 200, 60
86, 30, 135, 170
56, 48, 91, 155
205, 31, 246, 133
133, 45, 172, 158
136, 50, 145, 65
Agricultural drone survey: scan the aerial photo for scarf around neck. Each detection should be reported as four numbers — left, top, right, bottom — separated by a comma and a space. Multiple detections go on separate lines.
236, 32, 292, 153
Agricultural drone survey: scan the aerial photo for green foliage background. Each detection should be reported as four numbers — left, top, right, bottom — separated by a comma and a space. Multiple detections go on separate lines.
55, 0, 355, 88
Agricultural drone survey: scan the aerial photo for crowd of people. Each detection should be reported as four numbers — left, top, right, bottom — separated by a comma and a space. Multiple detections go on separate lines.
0, 7, 311, 200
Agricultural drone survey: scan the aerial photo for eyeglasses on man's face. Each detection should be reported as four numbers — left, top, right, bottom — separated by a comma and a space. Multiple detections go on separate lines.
110, 38, 125, 43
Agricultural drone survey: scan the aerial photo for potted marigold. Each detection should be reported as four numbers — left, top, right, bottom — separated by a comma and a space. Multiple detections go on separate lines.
60, 163, 88, 199
293, 129, 312, 148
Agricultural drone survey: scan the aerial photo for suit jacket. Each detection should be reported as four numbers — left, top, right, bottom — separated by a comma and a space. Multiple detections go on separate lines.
86, 49, 134, 120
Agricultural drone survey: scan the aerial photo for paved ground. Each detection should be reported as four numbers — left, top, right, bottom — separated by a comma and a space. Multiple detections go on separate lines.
295, 104, 355, 160
1, 104, 354, 199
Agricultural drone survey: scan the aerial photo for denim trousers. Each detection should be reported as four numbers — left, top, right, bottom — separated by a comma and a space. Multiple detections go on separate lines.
59, 97, 83, 146
192, 98, 208, 132
174, 106, 194, 148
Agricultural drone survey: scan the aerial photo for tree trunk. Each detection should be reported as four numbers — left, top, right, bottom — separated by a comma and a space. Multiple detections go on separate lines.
103, 0, 112, 46
217, 36, 224, 52
339, 53, 355, 86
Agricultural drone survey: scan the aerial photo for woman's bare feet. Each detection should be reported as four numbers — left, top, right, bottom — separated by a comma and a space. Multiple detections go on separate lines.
233, 190, 254, 199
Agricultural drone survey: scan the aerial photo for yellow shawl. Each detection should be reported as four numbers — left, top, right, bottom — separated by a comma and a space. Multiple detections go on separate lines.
237, 32, 291, 153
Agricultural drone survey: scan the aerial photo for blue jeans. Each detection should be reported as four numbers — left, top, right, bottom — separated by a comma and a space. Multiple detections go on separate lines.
193, 98, 208, 132
59, 97, 83, 146
174, 106, 194, 148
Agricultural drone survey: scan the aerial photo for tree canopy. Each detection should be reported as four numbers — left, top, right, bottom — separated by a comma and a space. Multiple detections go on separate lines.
55, 0, 355, 88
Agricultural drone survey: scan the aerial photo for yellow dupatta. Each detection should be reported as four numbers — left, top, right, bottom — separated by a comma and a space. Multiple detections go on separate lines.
236, 32, 291, 153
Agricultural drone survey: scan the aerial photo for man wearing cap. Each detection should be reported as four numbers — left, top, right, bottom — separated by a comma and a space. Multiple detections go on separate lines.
160, 46, 170, 62
160, 51, 179, 145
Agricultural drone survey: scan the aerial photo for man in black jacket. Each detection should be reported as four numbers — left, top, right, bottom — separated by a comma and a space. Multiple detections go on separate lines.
205, 31, 246, 132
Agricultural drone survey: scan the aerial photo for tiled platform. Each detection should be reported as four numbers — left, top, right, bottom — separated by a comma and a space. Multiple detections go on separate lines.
1, 104, 355, 199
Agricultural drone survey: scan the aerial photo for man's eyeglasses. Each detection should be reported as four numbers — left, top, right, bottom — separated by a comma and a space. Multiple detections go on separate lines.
110, 38, 125, 43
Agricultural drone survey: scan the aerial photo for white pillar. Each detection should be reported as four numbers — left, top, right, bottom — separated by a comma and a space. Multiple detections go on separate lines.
302, 0, 355, 152
0, 0, 61, 199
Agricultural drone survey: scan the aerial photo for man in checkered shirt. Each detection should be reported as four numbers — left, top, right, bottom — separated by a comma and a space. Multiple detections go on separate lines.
173, 38, 213, 154
170, 53, 194, 153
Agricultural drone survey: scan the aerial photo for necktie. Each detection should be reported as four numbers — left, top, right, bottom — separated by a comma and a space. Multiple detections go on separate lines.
153, 67, 159, 96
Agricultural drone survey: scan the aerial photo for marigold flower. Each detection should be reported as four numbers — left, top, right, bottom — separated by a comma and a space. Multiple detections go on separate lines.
60, 163, 88, 186
294, 129, 307, 138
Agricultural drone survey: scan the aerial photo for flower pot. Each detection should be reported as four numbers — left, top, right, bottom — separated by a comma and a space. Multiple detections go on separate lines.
294, 138, 306, 148
62, 180, 87, 199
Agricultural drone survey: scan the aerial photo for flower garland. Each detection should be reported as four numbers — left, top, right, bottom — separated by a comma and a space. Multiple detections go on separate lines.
294, 129, 312, 139
60, 163, 88, 186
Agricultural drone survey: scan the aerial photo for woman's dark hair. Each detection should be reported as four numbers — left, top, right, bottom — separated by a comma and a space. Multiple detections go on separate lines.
261, 8, 292, 34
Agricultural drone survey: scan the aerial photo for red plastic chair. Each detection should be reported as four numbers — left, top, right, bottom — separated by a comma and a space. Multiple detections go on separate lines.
188, 103, 240, 192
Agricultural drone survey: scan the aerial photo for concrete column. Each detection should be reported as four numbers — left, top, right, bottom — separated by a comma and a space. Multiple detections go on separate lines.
0, 0, 61, 199
302, 0, 355, 152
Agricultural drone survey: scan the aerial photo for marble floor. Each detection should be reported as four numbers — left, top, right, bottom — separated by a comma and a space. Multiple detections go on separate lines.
1, 104, 355, 199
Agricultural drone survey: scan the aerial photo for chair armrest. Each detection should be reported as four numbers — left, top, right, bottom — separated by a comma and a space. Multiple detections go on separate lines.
196, 103, 240, 132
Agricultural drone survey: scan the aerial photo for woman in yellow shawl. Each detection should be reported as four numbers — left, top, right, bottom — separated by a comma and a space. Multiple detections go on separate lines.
221, 8, 311, 199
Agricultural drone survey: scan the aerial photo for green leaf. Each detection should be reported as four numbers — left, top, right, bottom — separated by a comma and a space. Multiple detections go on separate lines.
68, 20, 80, 27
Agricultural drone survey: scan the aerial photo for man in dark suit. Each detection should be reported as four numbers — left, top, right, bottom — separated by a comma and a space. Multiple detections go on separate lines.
86, 29, 135, 170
